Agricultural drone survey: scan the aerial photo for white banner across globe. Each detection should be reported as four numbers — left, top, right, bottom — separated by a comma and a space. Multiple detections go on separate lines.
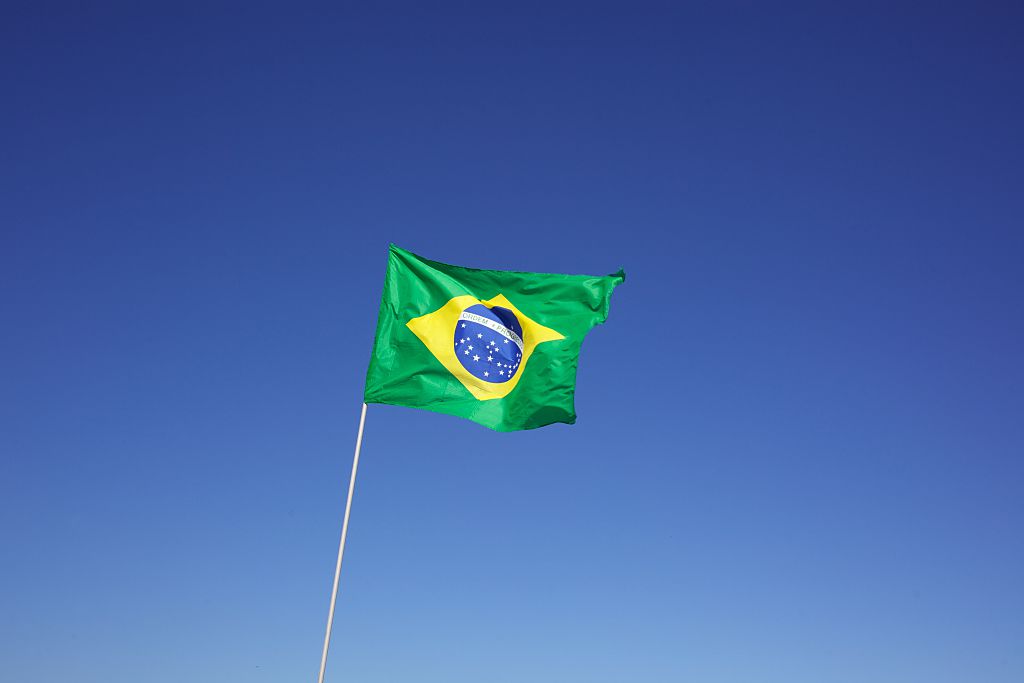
457, 310, 524, 351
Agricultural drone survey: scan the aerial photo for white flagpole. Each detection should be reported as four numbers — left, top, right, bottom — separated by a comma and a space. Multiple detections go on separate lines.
316, 402, 368, 683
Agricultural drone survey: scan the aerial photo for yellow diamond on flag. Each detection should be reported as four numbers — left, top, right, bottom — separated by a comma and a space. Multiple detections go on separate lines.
406, 294, 564, 401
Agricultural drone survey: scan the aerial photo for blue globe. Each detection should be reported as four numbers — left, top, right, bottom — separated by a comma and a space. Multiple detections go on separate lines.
453, 304, 524, 383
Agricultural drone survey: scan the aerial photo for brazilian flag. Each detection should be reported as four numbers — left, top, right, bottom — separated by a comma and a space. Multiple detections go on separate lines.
364, 245, 625, 431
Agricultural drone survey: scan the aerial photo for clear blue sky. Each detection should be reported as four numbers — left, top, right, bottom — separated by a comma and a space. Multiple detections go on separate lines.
2, 3, 1022, 682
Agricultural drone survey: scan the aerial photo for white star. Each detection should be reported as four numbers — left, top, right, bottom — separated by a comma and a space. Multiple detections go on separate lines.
464, 349, 469, 355
473, 355, 480, 361
477, 333, 483, 338
484, 371, 489, 377
504, 339, 509, 344
487, 356, 492, 361
468, 345, 473, 351
499, 370, 504, 375
461, 323, 466, 328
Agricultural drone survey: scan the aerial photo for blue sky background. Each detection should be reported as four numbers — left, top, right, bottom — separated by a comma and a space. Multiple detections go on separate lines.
2, 3, 1022, 682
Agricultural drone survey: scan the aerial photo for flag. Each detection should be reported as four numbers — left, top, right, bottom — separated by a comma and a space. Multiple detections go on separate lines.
363, 244, 624, 431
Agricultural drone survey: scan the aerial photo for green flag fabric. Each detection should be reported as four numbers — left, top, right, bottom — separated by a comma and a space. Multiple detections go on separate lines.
363, 244, 625, 431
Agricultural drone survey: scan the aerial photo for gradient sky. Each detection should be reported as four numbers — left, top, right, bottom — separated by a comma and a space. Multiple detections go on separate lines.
2, 3, 1022, 682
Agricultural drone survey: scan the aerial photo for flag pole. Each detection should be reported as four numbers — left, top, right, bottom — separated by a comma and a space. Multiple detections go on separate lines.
316, 402, 368, 683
